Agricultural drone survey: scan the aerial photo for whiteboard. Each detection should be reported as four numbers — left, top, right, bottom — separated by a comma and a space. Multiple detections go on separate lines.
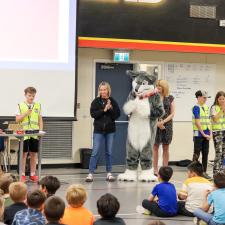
164, 62, 216, 122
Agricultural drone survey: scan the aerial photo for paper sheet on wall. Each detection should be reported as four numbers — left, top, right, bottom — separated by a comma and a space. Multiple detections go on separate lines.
164, 63, 216, 122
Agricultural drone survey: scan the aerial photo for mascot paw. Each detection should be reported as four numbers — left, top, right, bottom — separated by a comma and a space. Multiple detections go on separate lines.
138, 170, 157, 182
123, 100, 137, 115
117, 169, 137, 182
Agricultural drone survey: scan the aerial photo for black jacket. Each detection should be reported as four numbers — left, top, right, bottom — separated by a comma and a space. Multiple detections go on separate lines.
4, 202, 27, 225
94, 217, 126, 225
90, 97, 120, 133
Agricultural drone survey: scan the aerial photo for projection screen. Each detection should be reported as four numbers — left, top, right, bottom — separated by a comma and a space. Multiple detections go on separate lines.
0, 0, 77, 118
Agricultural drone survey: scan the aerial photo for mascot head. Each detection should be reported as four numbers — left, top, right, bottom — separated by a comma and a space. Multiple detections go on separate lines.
127, 69, 158, 97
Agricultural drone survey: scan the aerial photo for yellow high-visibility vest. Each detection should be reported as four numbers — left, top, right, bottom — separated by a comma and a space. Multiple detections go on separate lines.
211, 105, 225, 131
192, 105, 211, 132
19, 102, 41, 140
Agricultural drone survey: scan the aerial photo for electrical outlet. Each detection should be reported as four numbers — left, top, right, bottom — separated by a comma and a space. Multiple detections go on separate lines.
219, 20, 225, 27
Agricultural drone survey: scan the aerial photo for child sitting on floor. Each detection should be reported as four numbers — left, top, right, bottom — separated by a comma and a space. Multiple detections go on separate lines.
12, 190, 46, 225
61, 184, 94, 225
0, 174, 14, 207
178, 161, 212, 217
194, 172, 225, 225
4, 182, 27, 225
44, 196, 65, 225
0, 196, 5, 225
39, 176, 60, 198
142, 166, 178, 217
94, 193, 126, 225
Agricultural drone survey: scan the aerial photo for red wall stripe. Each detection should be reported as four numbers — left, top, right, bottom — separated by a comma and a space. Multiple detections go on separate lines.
78, 38, 225, 54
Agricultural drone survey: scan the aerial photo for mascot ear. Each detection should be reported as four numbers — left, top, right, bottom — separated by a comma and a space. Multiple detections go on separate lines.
126, 70, 138, 79
153, 67, 158, 77
146, 67, 158, 84
147, 74, 157, 84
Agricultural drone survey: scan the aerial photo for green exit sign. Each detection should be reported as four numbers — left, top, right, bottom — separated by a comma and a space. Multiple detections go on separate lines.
113, 51, 130, 62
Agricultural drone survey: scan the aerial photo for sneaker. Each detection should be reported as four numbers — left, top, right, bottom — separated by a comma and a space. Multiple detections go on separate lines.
136, 205, 151, 215
193, 217, 199, 225
203, 172, 211, 180
21, 175, 26, 182
30, 175, 39, 182
85, 174, 93, 182
154, 172, 158, 177
193, 217, 207, 225
106, 173, 115, 182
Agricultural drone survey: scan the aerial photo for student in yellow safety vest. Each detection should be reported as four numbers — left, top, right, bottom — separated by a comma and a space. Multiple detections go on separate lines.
210, 91, 225, 175
16, 87, 43, 183
192, 90, 211, 180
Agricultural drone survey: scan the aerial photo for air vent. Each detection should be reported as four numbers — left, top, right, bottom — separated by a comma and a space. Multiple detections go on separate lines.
190, 5, 216, 19
42, 121, 73, 159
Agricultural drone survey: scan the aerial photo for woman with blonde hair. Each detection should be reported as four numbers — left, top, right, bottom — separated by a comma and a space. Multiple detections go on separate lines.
153, 80, 175, 175
86, 82, 120, 182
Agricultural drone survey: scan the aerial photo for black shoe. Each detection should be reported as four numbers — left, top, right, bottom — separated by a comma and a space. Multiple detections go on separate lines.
203, 172, 211, 180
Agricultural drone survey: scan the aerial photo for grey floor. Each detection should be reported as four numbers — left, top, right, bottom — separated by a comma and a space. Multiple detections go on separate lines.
27, 165, 212, 225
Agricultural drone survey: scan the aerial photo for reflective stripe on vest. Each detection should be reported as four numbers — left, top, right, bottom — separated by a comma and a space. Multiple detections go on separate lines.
192, 105, 211, 131
211, 105, 225, 131
19, 102, 41, 140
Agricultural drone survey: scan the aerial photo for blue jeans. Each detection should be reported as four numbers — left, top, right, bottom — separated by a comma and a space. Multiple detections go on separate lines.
0, 137, 4, 151
194, 209, 223, 225
89, 132, 115, 173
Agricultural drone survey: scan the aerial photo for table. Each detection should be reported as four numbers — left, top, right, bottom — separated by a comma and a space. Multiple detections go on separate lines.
0, 132, 46, 181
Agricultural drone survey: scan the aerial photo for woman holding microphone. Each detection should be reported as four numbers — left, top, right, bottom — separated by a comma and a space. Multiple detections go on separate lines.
86, 82, 120, 182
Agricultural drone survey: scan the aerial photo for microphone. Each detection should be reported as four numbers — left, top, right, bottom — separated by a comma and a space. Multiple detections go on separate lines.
27, 105, 32, 119
27, 105, 32, 124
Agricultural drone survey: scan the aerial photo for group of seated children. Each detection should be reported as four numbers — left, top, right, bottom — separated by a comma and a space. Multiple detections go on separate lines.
0, 174, 126, 225
142, 162, 225, 225
0, 162, 224, 225
0, 175, 61, 225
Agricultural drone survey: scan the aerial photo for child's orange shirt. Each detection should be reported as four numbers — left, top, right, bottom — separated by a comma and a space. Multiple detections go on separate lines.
61, 206, 94, 225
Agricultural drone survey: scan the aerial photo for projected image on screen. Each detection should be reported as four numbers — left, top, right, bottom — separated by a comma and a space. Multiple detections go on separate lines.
0, 0, 75, 70
0, 0, 77, 118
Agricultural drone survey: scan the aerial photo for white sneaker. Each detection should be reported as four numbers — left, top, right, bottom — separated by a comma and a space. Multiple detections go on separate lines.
193, 217, 207, 225
136, 205, 151, 215
193, 217, 199, 225
85, 173, 93, 182
106, 173, 115, 182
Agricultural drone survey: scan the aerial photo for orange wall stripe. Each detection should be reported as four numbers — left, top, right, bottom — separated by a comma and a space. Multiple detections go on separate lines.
78, 37, 225, 54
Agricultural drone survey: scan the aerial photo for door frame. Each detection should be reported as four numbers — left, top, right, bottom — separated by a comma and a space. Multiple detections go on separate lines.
92, 59, 164, 102
91, 59, 164, 145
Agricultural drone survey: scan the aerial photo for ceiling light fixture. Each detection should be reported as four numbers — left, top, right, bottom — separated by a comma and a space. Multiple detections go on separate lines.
125, 0, 162, 3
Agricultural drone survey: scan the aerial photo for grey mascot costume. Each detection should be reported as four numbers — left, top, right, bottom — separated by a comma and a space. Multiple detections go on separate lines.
118, 70, 164, 182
